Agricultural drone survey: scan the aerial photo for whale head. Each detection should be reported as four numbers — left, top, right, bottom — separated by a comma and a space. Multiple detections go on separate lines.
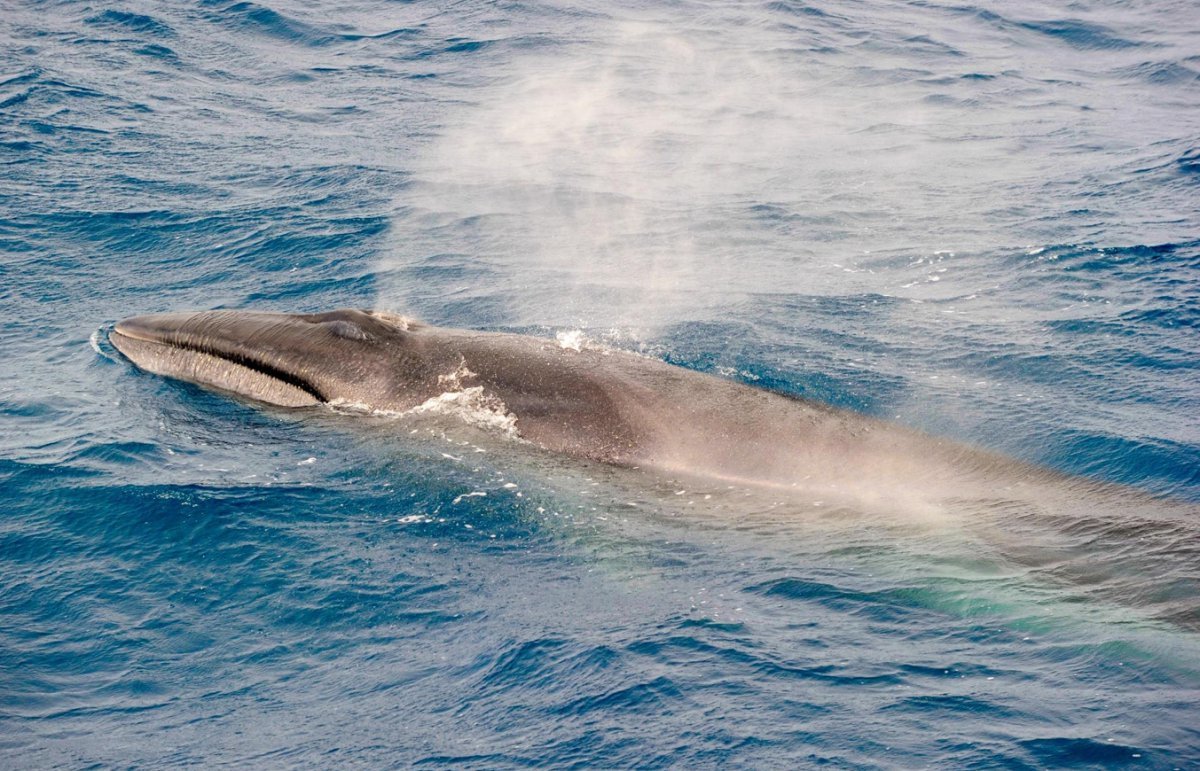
109, 308, 440, 410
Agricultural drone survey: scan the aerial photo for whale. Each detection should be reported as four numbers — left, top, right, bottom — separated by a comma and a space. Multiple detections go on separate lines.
107, 307, 1200, 632
108, 307, 1162, 520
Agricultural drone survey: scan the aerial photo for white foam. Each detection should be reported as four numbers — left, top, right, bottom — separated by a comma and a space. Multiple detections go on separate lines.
556, 329, 586, 351
328, 398, 395, 415
407, 386, 520, 437
367, 310, 417, 330
437, 358, 478, 389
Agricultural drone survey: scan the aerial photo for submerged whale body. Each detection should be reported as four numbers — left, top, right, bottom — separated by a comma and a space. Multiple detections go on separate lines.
110, 308, 1122, 517
109, 308, 1200, 630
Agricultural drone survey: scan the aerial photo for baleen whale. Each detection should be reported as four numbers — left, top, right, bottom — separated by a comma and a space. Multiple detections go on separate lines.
107, 307, 1146, 519
108, 308, 1200, 631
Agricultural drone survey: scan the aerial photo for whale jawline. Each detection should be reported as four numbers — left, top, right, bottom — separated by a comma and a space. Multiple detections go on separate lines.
110, 325, 329, 404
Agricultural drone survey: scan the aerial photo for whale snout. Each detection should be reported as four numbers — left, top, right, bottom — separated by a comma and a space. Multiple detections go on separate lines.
108, 310, 334, 407
108, 308, 431, 411
111, 312, 195, 348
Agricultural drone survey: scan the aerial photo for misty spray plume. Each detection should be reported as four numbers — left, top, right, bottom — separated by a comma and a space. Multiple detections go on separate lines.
376, 12, 1008, 327
379, 19, 864, 327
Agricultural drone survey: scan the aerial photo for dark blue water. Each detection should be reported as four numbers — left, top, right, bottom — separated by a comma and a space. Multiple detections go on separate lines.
3, 0, 1199, 766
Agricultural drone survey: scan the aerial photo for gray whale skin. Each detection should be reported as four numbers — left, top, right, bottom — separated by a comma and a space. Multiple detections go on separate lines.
109, 307, 1133, 515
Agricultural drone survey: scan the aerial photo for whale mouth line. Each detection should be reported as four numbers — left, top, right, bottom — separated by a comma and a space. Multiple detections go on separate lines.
110, 326, 329, 404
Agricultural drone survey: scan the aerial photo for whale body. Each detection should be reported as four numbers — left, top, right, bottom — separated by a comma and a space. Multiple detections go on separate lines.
107, 308, 1200, 632
108, 307, 1135, 519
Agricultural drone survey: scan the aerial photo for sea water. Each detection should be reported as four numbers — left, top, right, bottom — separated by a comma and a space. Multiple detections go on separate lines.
1, 0, 1198, 766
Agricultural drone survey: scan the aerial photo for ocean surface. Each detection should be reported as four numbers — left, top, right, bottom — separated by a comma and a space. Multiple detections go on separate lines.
2, 0, 1199, 766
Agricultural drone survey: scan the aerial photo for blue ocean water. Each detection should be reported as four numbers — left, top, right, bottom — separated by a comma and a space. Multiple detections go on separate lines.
2, 0, 1199, 766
